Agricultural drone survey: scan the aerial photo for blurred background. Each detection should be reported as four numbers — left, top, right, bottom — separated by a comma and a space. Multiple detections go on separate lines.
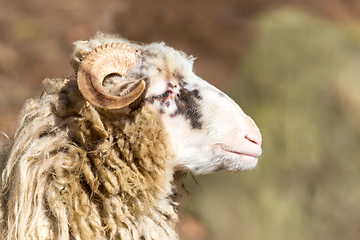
1, 0, 360, 239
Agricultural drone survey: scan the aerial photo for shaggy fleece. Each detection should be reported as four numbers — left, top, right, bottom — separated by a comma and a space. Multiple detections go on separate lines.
0, 78, 180, 240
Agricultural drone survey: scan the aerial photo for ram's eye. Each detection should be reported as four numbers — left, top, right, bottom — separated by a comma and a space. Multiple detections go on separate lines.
154, 90, 172, 101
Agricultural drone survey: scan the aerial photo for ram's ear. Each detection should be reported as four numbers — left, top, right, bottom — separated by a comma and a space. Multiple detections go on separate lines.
77, 43, 146, 110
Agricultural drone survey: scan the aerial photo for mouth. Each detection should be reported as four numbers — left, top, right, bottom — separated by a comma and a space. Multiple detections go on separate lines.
214, 143, 261, 172
216, 144, 262, 159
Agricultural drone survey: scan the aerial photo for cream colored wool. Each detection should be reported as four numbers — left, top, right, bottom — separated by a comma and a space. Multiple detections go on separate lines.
0, 78, 179, 240
0, 33, 263, 240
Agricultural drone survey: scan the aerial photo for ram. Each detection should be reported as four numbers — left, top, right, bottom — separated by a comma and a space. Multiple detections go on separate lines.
0, 33, 262, 240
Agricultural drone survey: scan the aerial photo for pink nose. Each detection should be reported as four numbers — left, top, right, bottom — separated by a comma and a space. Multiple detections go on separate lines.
244, 118, 262, 146
245, 132, 262, 146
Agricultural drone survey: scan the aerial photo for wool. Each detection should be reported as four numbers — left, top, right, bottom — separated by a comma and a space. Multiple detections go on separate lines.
0, 77, 179, 240
0, 32, 263, 240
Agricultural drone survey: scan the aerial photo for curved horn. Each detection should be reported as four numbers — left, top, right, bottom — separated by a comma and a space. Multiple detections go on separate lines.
77, 42, 146, 110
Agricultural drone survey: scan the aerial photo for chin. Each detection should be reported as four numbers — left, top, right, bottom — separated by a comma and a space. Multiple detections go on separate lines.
221, 156, 259, 172
184, 155, 259, 175
213, 144, 260, 172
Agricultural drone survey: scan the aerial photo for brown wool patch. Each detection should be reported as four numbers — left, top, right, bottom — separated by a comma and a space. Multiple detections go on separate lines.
1, 78, 178, 240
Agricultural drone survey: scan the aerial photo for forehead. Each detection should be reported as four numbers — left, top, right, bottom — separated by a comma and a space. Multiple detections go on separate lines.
140, 43, 198, 88
141, 42, 195, 72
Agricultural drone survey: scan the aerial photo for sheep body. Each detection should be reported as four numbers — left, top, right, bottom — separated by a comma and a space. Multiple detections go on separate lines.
1, 78, 179, 239
0, 33, 262, 240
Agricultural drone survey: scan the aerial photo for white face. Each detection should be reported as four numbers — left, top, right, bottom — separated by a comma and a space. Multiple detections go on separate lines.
137, 43, 262, 174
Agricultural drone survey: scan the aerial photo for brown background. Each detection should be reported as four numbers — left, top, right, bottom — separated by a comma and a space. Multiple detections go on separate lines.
1, 1, 360, 240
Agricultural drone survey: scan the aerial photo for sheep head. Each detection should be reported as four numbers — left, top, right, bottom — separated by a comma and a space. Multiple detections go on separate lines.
74, 33, 262, 175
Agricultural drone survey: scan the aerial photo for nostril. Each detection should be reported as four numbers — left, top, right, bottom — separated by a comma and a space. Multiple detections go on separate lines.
242, 116, 262, 146
245, 133, 262, 146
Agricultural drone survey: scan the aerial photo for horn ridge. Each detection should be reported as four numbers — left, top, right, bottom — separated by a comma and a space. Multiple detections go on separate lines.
77, 42, 146, 110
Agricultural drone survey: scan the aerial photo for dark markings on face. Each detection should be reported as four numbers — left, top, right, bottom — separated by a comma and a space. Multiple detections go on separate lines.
129, 72, 146, 81
145, 96, 155, 104
141, 49, 158, 59
171, 88, 203, 129
189, 89, 201, 100
173, 70, 184, 82
139, 64, 148, 71
161, 101, 170, 107
145, 95, 170, 112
